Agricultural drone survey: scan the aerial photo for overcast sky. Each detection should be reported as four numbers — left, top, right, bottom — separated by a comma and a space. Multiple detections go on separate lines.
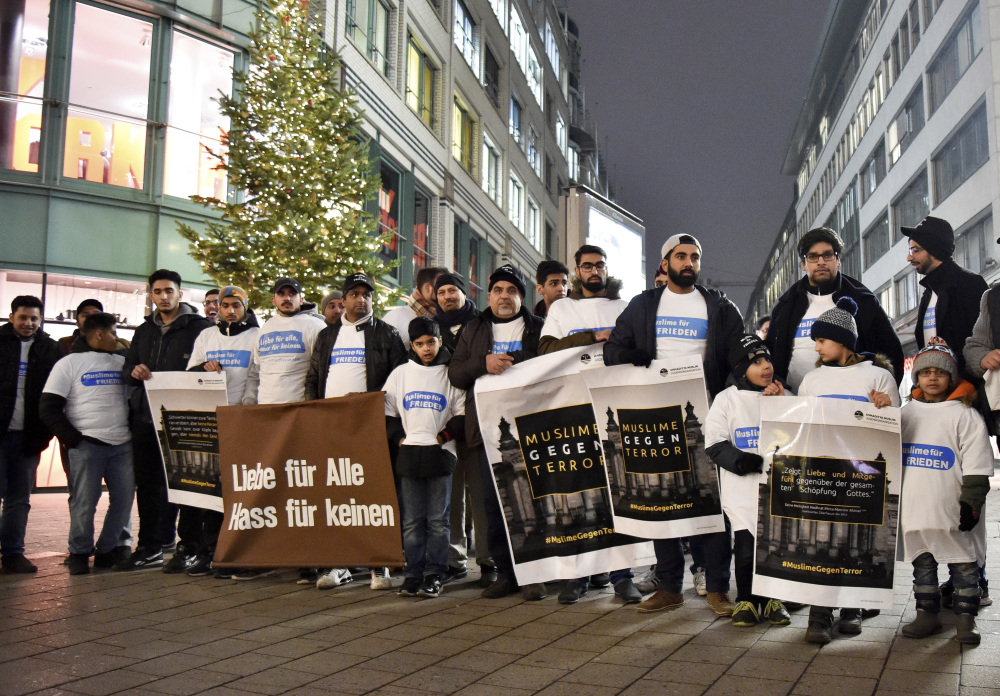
566, 0, 832, 312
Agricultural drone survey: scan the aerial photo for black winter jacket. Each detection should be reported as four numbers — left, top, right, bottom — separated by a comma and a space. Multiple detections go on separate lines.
915, 260, 988, 372
304, 316, 406, 400
122, 305, 213, 428
448, 306, 544, 447
764, 273, 904, 385
0, 323, 61, 454
604, 285, 744, 398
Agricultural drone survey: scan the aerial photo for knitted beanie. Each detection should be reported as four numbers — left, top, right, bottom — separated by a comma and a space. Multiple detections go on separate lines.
434, 272, 466, 295
810, 296, 859, 351
912, 341, 959, 384
488, 264, 527, 296
727, 332, 770, 378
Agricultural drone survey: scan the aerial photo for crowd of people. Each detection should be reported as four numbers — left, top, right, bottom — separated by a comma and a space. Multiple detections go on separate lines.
0, 215, 995, 646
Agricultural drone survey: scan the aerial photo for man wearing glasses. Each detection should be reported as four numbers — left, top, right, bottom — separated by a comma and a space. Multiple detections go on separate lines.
764, 227, 903, 391
202, 289, 220, 324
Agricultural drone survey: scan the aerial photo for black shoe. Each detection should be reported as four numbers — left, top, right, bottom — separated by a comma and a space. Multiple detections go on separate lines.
186, 554, 213, 577
418, 574, 442, 598
113, 546, 163, 571
213, 567, 234, 579
805, 608, 835, 645
614, 579, 642, 604
398, 577, 421, 596
559, 580, 588, 604
161, 542, 176, 554
1, 553, 38, 574
297, 568, 318, 585
67, 553, 90, 575
163, 548, 194, 574
443, 565, 468, 584
94, 546, 131, 569
591, 572, 611, 588
479, 564, 498, 587
482, 576, 518, 599
838, 609, 862, 635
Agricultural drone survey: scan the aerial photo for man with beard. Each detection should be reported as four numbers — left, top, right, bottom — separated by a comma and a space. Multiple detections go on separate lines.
435, 273, 479, 353
448, 265, 547, 600
384, 267, 446, 337
764, 227, 903, 391
904, 217, 986, 371
533, 260, 570, 318
181, 286, 261, 576
605, 235, 744, 616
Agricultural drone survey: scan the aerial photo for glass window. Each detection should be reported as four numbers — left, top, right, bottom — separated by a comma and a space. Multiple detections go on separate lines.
164, 33, 234, 199
1, 0, 49, 173
482, 133, 501, 205
887, 84, 924, 166
509, 95, 522, 146
468, 233, 482, 305
863, 212, 890, 269
508, 172, 523, 229
877, 282, 894, 319
526, 197, 541, 251
955, 215, 991, 274
65, 4, 153, 188
413, 189, 431, 271
928, 4, 982, 113
346, 0, 390, 75
894, 268, 919, 316
483, 46, 500, 107
510, 6, 527, 72
406, 36, 435, 128
923, 0, 943, 27
892, 169, 929, 243
378, 161, 402, 283
452, 97, 474, 172
909, 0, 921, 49
556, 112, 567, 153
527, 46, 543, 107
454, 0, 479, 77
544, 20, 559, 72
859, 138, 886, 205
527, 126, 540, 176
934, 103, 989, 203
568, 145, 579, 180
489, 0, 505, 32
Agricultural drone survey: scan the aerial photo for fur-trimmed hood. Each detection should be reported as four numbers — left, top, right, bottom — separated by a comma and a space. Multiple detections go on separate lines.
910, 376, 978, 407
569, 276, 623, 300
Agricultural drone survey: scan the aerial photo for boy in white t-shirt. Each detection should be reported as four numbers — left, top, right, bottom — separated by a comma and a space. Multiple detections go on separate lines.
900, 342, 991, 645
705, 333, 792, 628
385, 317, 465, 599
39, 313, 134, 575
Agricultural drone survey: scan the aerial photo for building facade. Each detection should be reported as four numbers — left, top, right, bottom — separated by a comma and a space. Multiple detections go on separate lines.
748, 0, 1000, 354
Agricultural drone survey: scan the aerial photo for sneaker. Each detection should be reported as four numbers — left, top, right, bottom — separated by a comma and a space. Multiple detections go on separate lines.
398, 577, 421, 596
731, 601, 760, 627
558, 580, 588, 604
67, 553, 90, 576
1, 553, 38, 574
805, 607, 835, 645
691, 567, 707, 596
980, 588, 992, 608
162, 548, 194, 574
522, 583, 547, 601
186, 555, 213, 577
482, 576, 518, 599
763, 599, 792, 626
161, 541, 176, 554
297, 568, 318, 585
635, 567, 659, 594
213, 567, 234, 579
316, 568, 353, 589
637, 589, 684, 613
838, 608, 862, 635
614, 578, 642, 604
113, 546, 163, 571
418, 574, 442, 598
371, 567, 393, 590
232, 568, 276, 581
93, 546, 130, 569
590, 572, 611, 588
706, 592, 736, 616
479, 564, 498, 588
442, 565, 468, 584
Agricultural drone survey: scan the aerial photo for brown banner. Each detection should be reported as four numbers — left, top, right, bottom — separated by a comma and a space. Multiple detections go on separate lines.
214, 392, 403, 568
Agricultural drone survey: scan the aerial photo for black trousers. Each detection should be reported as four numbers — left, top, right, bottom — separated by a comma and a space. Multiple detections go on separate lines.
131, 426, 169, 549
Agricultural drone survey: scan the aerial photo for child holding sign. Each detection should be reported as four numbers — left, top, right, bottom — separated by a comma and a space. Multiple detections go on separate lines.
900, 341, 991, 645
705, 333, 792, 627
384, 317, 466, 599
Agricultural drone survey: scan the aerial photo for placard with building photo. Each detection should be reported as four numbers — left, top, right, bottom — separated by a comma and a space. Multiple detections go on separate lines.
755, 396, 902, 611
475, 345, 654, 585
144, 371, 228, 512
583, 357, 725, 538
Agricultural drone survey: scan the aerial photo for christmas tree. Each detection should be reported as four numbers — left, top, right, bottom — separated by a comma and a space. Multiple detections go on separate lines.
177, 0, 396, 312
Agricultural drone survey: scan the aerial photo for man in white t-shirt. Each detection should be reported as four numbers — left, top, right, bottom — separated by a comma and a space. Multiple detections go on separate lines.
39, 312, 134, 575
606, 234, 745, 616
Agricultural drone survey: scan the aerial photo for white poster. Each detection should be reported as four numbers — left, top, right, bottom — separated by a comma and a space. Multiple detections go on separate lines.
755, 396, 902, 611
145, 372, 228, 512
475, 346, 654, 585
583, 357, 724, 538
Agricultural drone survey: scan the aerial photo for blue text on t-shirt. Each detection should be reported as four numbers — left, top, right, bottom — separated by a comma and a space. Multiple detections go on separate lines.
329, 348, 365, 365
734, 426, 759, 450
492, 340, 523, 353
655, 317, 708, 339
903, 442, 955, 470
403, 391, 446, 412
818, 394, 869, 402
795, 318, 817, 339
18, 361, 27, 378
206, 349, 251, 368
923, 306, 936, 331
80, 370, 124, 387
568, 326, 614, 335
258, 331, 306, 355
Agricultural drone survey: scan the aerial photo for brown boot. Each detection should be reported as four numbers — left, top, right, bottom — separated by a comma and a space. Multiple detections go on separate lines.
954, 614, 981, 645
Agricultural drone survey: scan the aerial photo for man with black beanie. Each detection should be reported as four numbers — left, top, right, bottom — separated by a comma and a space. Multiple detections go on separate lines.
904, 216, 987, 373
434, 273, 479, 353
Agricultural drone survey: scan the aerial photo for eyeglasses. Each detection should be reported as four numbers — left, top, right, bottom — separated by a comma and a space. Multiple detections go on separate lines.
203, 299, 219, 307
907, 246, 924, 256
804, 251, 837, 263
578, 262, 607, 272
918, 367, 950, 377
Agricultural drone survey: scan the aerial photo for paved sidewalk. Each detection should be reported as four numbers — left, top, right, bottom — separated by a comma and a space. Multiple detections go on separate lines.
1, 492, 998, 696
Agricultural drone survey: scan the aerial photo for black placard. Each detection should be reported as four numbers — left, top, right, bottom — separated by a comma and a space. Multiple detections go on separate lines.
516, 404, 605, 498
617, 405, 690, 475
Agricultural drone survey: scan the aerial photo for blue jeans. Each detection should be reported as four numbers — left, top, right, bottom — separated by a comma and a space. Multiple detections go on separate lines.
67, 441, 135, 555
654, 517, 732, 594
913, 551, 980, 615
0, 430, 41, 556
400, 474, 452, 579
